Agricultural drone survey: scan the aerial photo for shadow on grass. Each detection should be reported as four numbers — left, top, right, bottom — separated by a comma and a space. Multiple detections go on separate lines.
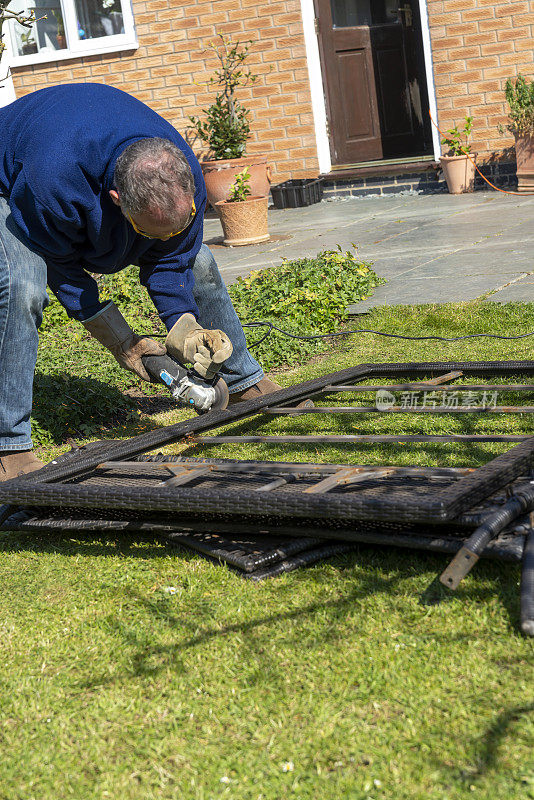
472, 703, 534, 778
31, 371, 179, 451
0, 530, 170, 560
439, 702, 534, 788
32, 372, 140, 445
3, 541, 507, 687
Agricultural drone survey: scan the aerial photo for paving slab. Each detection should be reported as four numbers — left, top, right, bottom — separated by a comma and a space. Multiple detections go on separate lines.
203, 192, 534, 307
486, 275, 534, 302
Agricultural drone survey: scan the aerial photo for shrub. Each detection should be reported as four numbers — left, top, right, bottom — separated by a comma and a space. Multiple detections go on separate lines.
228, 247, 383, 371
501, 74, 534, 137
40, 266, 164, 334
187, 36, 258, 160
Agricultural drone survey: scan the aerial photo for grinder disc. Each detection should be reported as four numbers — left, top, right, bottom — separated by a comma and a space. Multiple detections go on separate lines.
210, 375, 229, 411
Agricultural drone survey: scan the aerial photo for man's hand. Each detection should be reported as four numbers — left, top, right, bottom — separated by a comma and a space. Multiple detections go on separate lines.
165, 313, 233, 379
82, 302, 166, 382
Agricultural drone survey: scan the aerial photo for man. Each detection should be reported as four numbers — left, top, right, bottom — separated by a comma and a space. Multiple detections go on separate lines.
0, 83, 280, 481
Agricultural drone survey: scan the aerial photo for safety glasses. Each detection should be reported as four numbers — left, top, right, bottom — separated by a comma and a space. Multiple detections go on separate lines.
128, 199, 196, 239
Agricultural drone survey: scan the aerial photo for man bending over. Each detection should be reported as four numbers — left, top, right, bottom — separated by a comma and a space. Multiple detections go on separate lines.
0, 83, 281, 481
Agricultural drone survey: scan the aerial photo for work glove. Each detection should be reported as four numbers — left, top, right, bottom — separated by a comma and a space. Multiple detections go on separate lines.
165, 312, 233, 380
82, 302, 166, 382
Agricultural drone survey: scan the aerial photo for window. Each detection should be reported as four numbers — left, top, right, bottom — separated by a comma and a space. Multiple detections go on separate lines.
6, 0, 137, 65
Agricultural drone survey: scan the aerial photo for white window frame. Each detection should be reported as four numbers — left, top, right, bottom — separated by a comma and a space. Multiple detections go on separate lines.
5, 0, 138, 68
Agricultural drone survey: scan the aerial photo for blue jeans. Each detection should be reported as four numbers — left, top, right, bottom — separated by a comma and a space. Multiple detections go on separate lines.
0, 197, 263, 451
189, 245, 263, 393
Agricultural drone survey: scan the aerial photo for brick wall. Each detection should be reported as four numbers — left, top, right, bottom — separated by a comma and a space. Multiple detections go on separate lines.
427, 0, 534, 161
10, 0, 320, 181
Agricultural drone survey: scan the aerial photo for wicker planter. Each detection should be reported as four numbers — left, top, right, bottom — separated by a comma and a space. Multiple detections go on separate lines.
201, 155, 271, 208
514, 134, 534, 193
215, 195, 269, 247
439, 154, 476, 194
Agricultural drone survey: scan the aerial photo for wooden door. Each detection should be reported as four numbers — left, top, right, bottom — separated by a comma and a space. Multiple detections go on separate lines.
315, 0, 433, 165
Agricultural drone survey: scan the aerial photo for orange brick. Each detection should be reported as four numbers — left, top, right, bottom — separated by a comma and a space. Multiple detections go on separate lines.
288, 147, 318, 159
138, 77, 166, 89
446, 23, 474, 35
216, 21, 244, 33
432, 36, 464, 49
120, 79, 140, 91
461, 7, 495, 20
444, 82, 468, 96
150, 65, 178, 77
468, 79, 502, 92
481, 41, 514, 55
514, 13, 534, 24
470, 102, 505, 115
479, 17, 512, 30
198, 11, 227, 24
467, 55, 500, 68
500, 50, 534, 65
277, 11, 302, 23
443, 0, 477, 9
488, 114, 511, 126
494, 1, 529, 16
484, 92, 508, 103
223, 4, 252, 19
514, 37, 534, 51
483, 65, 522, 79
429, 12, 462, 24
71, 67, 92, 79
449, 46, 480, 60
487, 29, 517, 45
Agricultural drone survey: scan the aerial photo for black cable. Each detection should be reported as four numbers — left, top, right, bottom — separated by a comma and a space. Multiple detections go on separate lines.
241, 320, 534, 348
137, 321, 534, 348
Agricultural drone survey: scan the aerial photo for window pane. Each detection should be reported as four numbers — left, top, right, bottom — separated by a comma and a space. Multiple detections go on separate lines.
330, 0, 400, 26
11, 0, 67, 56
74, 0, 124, 41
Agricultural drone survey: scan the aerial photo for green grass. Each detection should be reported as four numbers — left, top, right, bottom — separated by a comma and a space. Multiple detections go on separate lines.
2, 300, 534, 799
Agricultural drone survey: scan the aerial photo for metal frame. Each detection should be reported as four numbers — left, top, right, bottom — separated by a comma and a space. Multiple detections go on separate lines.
0, 360, 533, 526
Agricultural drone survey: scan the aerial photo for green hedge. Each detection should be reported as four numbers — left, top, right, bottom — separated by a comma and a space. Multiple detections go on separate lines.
227, 247, 383, 371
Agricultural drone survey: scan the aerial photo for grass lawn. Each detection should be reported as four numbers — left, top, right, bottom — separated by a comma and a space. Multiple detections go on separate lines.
1, 301, 533, 800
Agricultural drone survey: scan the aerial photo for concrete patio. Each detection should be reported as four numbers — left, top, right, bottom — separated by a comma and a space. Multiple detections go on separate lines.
203, 191, 534, 309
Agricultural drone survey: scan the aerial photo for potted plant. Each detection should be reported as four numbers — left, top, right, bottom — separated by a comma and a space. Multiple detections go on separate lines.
501, 74, 534, 194
215, 167, 269, 247
20, 28, 37, 54
52, 9, 66, 49
187, 35, 271, 208
439, 115, 476, 194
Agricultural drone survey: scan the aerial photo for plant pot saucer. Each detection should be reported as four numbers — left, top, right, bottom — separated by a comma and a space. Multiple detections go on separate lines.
222, 232, 270, 247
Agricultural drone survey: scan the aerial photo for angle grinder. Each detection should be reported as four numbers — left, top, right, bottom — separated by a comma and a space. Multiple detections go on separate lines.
141, 353, 229, 413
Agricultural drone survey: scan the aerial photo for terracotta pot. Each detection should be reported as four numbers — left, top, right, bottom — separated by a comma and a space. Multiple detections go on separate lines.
439, 154, 476, 194
201, 154, 272, 208
514, 134, 534, 193
56, 34, 67, 49
214, 195, 269, 247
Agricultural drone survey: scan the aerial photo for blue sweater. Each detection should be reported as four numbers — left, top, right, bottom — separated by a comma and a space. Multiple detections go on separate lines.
0, 83, 206, 328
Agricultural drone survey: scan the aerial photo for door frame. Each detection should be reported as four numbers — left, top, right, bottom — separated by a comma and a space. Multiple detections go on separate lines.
299, 0, 441, 173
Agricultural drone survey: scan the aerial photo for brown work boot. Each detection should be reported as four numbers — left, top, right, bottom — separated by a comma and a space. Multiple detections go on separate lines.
229, 377, 313, 408
0, 450, 44, 482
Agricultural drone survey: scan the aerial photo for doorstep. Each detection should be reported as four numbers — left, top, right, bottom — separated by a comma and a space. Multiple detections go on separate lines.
320, 159, 517, 197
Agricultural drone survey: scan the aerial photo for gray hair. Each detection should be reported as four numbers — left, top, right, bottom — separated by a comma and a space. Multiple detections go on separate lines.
114, 137, 195, 220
